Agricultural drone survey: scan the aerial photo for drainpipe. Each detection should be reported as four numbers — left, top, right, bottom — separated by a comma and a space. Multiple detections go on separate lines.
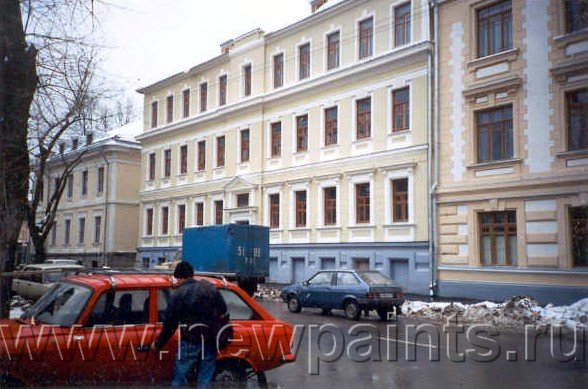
99, 146, 110, 267
428, 0, 440, 298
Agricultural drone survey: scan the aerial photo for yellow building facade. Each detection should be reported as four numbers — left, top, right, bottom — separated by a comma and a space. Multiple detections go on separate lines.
137, 0, 434, 293
436, 0, 588, 303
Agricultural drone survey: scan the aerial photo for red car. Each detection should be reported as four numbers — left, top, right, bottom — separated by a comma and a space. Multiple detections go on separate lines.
0, 273, 296, 385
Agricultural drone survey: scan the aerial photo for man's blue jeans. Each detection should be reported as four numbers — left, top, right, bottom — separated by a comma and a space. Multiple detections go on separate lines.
172, 340, 216, 387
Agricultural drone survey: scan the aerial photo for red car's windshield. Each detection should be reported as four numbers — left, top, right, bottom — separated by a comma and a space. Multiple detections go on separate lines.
24, 282, 92, 326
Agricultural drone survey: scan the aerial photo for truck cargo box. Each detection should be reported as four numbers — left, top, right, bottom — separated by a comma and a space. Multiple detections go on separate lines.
182, 224, 269, 280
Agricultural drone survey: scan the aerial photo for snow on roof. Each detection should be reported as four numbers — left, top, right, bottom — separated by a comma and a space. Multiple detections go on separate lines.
316, 0, 347, 12
99, 121, 142, 143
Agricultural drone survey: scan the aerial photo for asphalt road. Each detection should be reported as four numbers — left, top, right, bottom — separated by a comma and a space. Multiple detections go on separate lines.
259, 301, 587, 389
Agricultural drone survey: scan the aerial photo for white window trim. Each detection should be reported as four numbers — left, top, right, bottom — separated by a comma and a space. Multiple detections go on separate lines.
295, 38, 312, 81
271, 49, 285, 90
356, 11, 376, 62
264, 187, 282, 230
144, 206, 154, 237
210, 195, 225, 225
266, 119, 283, 160
193, 197, 206, 227
175, 201, 187, 234
323, 27, 342, 73
289, 181, 311, 230
240, 61, 253, 98
321, 103, 340, 147
217, 71, 228, 107
390, 1, 414, 50
159, 204, 170, 236
386, 82, 412, 134
351, 93, 374, 142
383, 168, 414, 225
317, 178, 340, 228
347, 172, 375, 227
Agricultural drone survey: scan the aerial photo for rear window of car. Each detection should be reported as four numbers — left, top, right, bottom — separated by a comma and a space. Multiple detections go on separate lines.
357, 271, 394, 286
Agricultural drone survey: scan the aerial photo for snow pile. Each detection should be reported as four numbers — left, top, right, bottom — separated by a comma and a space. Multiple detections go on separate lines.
403, 296, 588, 330
255, 284, 282, 301
9, 295, 32, 319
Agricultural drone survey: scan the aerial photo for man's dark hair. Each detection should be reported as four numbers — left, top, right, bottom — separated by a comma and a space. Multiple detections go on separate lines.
174, 261, 194, 279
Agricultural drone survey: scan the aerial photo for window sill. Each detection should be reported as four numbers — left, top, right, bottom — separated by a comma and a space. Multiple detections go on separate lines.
467, 48, 519, 71
213, 166, 225, 171
389, 129, 411, 136
266, 156, 282, 162
353, 137, 372, 145
466, 158, 522, 171
317, 225, 341, 230
176, 173, 188, 178
290, 227, 311, 232
384, 222, 415, 228
293, 150, 309, 157
348, 224, 375, 229
269, 228, 283, 232
322, 143, 340, 150
556, 149, 588, 159
553, 28, 588, 48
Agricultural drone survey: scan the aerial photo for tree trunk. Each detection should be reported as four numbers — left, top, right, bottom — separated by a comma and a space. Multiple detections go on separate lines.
32, 232, 47, 263
0, 0, 38, 318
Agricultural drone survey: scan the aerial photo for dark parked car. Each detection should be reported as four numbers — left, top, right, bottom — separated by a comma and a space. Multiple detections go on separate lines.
280, 270, 405, 320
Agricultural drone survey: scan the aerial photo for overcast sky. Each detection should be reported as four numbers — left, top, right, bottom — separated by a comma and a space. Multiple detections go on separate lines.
94, 0, 312, 114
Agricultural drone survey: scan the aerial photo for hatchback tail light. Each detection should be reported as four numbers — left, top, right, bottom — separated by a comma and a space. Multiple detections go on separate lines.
366, 292, 380, 299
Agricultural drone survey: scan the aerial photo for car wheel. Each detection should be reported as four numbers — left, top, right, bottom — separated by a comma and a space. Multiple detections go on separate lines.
377, 308, 392, 321
344, 300, 361, 320
214, 364, 247, 385
287, 295, 302, 313
395, 305, 403, 315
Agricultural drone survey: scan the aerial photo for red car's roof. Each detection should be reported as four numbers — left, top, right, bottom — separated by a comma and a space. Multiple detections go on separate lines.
65, 273, 227, 291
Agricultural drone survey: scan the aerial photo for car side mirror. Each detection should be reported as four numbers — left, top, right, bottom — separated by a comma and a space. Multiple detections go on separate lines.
302, 280, 308, 286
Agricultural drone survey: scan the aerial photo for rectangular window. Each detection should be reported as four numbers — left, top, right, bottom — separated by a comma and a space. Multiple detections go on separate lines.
476, 105, 513, 162
146, 208, 153, 236
570, 206, 588, 267
219, 75, 227, 106
198, 141, 206, 171
216, 136, 225, 167
180, 145, 188, 174
161, 207, 169, 235
86, 133, 93, 145
166, 95, 173, 123
299, 43, 310, 80
327, 31, 340, 70
237, 193, 249, 207
195, 202, 204, 226
240, 129, 250, 162
296, 114, 308, 152
566, 0, 588, 33
477, 0, 512, 58
178, 204, 186, 233
94, 216, 102, 244
149, 153, 156, 180
183, 89, 190, 118
480, 210, 517, 265
394, 2, 411, 47
97, 167, 104, 193
72, 138, 78, 150
392, 87, 410, 132
243, 64, 252, 97
269, 194, 280, 228
51, 223, 57, 246
164, 149, 172, 177
295, 190, 307, 227
215, 200, 223, 225
392, 178, 408, 222
81, 170, 88, 196
567, 88, 588, 151
64, 219, 71, 245
151, 101, 158, 128
356, 97, 371, 140
67, 174, 74, 198
355, 183, 370, 224
273, 53, 284, 88
78, 217, 85, 244
271, 122, 281, 157
200, 82, 207, 112
324, 106, 338, 146
323, 187, 337, 226
359, 17, 374, 59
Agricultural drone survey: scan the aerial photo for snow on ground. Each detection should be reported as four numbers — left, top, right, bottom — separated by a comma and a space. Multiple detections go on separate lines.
9, 295, 32, 319
258, 284, 587, 330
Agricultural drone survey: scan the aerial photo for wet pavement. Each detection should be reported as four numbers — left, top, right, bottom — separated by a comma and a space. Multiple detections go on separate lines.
260, 301, 587, 389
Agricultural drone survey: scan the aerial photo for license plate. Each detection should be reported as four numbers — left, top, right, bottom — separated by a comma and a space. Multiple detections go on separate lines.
380, 293, 394, 298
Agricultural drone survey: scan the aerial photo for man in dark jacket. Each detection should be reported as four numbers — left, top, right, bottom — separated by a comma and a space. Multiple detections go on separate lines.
152, 261, 228, 387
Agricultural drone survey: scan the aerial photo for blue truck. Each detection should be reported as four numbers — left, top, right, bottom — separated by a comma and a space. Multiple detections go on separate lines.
181, 224, 269, 295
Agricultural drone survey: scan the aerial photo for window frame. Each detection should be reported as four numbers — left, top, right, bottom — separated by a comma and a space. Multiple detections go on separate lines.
200, 82, 208, 112
151, 101, 158, 129
391, 178, 409, 222
356, 97, 372, 140
355, 183, 371, 224
479, 210, 517, 266
166, 94, 173, 123
240, 128, 250, 163
214, 200, 224, 225
295, 190, 307, 228
219, 74, 227, 106
566, 88, 588, 151
476, 0, 513, 58
197, 140, 206, 171
177, 204, 186, 234
326, 30, 340, 71
195, 202, 204, 226
243, 64, 252, 97
163, 148, 172, 178
323, 187, 337, 226
475, 104, 514, 163
273, 52, 284, 89
270, 122, 282, 158
78, 217, 85, 244
93, 215, 102, 245
296, 114, 309, 152
269, 193, 280, 229
182, 88, 190, 118
570, 206, 588, 267
358, 16, 374, 60
161, 206, 169, 235
179, 144, 188, 175
324, 106, 339, 146
216, 136, 226, 168
392, 86, 410, 133
146, 208, 154, 236
298, 42, 311, 80
148, 153, 156, 181
393, 2, 411, 47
